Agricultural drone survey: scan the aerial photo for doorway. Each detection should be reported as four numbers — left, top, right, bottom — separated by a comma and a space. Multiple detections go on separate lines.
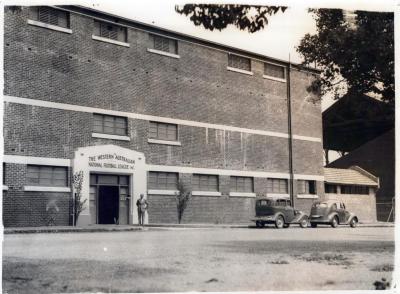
98, 186, 119, 224
90, 173, 130, 225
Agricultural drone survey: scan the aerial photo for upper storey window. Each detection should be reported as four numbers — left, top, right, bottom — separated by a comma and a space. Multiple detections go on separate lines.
227, 54, 252, 75
28, 6, 71, 33
147, 34, 179, 58
92, 20, 129, 47
153, 35, 178, 54
93, 114, 128, 136
264, 62, 286, 82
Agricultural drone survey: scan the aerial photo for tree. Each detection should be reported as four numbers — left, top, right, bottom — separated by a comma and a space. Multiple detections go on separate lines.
297, 9, 394, 103
175, 5, 286, 33
72, 171, 87, 226
175, 181, 191, 224
176, 5, 394, 103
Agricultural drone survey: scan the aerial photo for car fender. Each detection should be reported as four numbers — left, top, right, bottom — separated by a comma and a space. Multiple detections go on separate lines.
327, 212, 339, 222
345, 213, 358, 224
292, 211, 308, 223
273, 212, 286, 222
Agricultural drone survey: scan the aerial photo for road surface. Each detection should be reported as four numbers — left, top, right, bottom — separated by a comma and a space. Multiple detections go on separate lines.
3, 226, 395, 293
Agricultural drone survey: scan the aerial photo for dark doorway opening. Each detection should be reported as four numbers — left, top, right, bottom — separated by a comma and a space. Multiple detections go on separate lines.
98, 186, 119, 224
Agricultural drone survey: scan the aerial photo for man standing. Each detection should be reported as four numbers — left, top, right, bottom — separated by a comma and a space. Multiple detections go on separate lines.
136, 194, 148, 226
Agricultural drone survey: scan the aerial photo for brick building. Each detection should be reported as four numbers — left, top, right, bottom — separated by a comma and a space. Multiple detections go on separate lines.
3, 5, 338, 227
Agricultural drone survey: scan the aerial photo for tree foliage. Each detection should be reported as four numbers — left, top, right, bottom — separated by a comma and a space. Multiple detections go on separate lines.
175, 4, 287, 33
176, 5, 394, 103
297, 9, 394, 102
72, 171, 87, 226
175, 181, 191, 224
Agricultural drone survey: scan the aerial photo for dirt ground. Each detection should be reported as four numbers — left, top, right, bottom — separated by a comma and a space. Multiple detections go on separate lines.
2, 226, 395, 293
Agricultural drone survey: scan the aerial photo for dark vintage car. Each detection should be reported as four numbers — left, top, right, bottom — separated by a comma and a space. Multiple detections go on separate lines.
252, 198, 309, 229
309, 200, 358, 228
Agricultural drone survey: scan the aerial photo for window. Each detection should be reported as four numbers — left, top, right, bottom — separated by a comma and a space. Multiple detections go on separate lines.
192, 174, 219, 191
149, 121, 178, 141
230, 176, 254, 192
93, 20, 127, 42
297, 180, 316, 194
267, 178, 288, 194
324, 183, 337, 193
150, 34, 178, 54
29, 6, 70, 28
93, 114, 128, 136
90, 174, 129, 186
264, 62, 286, 80
228, 54, 251, 72
27, 165, 68, 187
148, 172, 178, 190
340, 185, 369, 195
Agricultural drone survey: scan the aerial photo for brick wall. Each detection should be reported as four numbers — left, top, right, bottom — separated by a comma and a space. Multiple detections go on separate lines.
3, 6, 325, 227
3, 163, 72, 227
4, 6, 322, 139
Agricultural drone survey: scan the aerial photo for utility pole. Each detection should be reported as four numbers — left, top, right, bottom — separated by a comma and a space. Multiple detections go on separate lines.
286, 55, 295, 207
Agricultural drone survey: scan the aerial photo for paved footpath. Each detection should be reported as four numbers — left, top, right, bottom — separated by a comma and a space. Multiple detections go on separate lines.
4, 221, 394, 234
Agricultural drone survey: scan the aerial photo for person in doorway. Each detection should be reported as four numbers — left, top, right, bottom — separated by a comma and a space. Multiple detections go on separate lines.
136, 194, 148, 226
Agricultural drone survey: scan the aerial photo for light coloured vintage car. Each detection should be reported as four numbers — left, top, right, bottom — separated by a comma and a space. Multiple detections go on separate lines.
309, 200, 358, 228
252, 198, 309, 229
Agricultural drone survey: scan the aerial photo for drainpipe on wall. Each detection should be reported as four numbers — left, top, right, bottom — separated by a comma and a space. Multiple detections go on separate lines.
287, 57, 295, 208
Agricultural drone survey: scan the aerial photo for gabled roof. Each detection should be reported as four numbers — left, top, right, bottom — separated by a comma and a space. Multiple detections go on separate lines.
323, 93, 394, 152
324, 166, 379, 187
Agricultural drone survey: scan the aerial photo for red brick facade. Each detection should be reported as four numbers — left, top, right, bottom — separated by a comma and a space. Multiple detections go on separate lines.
3, 6, 325, 227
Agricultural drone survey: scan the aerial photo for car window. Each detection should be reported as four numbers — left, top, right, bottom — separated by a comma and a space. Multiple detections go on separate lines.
276, 199, 286, 206
286, 200, 291, 206
332, 203, 337, 210
314, 202, 328, 208
257, 200, 271, 206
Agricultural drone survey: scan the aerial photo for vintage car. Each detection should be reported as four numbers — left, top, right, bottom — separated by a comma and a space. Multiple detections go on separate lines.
252, 198, 309, 229
309, 200, 358, 228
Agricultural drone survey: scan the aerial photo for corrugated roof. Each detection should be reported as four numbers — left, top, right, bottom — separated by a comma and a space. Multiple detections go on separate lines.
324, 167, 379, 186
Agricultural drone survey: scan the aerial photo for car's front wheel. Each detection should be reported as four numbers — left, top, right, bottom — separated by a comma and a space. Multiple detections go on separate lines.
331, 216, 339, 228
275, 216, 284, 229
349, 217, 358, 228
256, 221, 265, 228
300, 218, 308, 228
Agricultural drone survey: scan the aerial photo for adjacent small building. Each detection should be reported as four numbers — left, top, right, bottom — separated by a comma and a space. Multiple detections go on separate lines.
324, 166, 380, 222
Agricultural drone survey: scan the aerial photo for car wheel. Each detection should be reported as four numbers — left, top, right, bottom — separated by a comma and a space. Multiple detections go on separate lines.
349, 217, 358, 228
283, 223, 290, 228
311, 223, 317, 228
256, 221, 265, 228
275, 216, 284, 229
300, 218, 308, 228
331, 216, 339, 228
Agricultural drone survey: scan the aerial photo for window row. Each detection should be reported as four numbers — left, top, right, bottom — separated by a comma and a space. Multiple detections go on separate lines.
28, 7, 286, 80
14, 164, 317, 195
148, 172, 316, 195
324, 183, 370, 195
93, 114, 178, 141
